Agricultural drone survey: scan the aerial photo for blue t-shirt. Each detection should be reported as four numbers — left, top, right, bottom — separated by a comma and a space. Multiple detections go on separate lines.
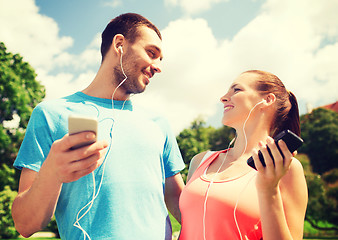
14, 92, 185, 240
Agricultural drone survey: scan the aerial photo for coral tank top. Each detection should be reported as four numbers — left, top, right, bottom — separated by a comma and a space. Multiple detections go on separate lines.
179, 150, 263, 240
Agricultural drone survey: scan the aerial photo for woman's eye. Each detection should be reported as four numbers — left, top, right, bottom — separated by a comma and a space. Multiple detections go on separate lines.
234, 88, 241, 92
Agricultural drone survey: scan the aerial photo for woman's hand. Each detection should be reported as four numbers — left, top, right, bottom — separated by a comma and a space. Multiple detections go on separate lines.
252, 136, 294, 193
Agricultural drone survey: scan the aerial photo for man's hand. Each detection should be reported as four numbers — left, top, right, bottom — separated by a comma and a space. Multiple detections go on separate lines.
45, 132, 109, 184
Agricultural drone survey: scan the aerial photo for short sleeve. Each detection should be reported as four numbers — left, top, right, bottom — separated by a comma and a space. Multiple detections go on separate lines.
13, 103, 61, 172
156, 117, 185, 178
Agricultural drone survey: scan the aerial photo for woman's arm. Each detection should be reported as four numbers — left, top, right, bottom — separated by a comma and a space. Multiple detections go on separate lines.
186, 151, 208, 183
253, 137, 308, 240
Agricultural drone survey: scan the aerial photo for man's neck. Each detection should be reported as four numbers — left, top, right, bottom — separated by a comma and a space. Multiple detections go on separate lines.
82, 64, 130, 100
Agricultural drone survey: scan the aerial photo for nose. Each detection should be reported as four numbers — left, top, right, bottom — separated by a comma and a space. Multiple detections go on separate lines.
151, 58, 162, 74
220, 94, 229, 103
151, 63, 161, 74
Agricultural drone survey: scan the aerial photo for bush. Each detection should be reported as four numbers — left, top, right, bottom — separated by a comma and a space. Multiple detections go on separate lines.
0, 185, 19, 239
46, 216, 60, 238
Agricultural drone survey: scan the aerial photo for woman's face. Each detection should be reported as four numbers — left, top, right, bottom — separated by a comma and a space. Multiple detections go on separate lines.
220, 72, 264, 128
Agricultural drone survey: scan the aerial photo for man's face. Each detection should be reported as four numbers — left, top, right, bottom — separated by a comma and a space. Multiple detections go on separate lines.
114, 26, 163, 94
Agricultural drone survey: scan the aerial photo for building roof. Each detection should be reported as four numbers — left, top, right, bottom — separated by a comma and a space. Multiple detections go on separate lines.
321, 101, 338, 113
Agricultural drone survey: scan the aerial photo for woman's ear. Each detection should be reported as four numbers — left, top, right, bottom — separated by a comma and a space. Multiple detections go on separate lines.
265, 93, 276, 105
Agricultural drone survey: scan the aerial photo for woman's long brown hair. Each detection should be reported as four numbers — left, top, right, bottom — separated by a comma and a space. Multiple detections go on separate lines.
244, 70, 301, 137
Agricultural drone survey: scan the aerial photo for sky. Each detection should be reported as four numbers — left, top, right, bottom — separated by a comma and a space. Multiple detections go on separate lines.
0, 0, 337, 134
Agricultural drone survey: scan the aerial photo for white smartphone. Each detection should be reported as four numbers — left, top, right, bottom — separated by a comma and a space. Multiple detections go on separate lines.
68, 115, 98, 150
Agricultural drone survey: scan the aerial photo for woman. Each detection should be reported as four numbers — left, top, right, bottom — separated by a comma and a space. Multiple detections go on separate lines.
179, 70, 308, 240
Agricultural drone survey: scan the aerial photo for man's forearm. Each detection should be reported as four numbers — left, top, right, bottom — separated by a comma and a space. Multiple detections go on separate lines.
165, 173, 185, 224
12, 166, 62, 237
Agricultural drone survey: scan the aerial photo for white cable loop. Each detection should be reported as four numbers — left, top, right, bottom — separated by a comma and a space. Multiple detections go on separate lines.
73, 50, 129, 239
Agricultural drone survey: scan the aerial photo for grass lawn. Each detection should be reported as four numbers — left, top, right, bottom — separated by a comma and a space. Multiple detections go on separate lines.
12, 214, 180, 240
10, 238, 59, 240
169, 212, 181, 233
12, 215, 180, 240
10, 219, 337, 240
303, 221, 338, 239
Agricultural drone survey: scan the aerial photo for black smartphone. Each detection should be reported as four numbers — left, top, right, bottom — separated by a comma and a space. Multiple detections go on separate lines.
247, 130, 304, 170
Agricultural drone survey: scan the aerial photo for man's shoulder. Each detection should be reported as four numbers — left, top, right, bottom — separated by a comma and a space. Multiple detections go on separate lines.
34, 93, 80, 113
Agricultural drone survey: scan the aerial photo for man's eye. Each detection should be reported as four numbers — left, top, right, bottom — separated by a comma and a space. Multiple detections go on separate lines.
234, 88, 241, 92
147, 50, 155, 58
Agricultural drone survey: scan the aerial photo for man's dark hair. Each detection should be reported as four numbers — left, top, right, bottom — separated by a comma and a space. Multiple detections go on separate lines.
100, 13, 162, 62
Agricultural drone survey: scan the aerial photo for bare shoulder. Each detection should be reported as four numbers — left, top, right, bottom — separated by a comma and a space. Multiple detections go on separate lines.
282, 157, 306, 183
280, 157, 308, 202
190, 151, 209, 168
187, 151, 209, 182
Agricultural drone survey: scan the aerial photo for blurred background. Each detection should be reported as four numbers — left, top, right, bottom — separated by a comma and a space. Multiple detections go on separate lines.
0, 0, 337, 238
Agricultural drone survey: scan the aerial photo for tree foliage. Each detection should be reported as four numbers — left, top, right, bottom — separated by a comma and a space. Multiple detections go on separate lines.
300, 108, 338, 174
299, 108, 338, 232
177, 118, 214, 165
209, 125, 236, 151
0, 42, 45, 238
0, 186, 19, 239
305, 169, 338, 232
177, 118, 235, 165
176, 118, 235, 182
0, 42, 45, 191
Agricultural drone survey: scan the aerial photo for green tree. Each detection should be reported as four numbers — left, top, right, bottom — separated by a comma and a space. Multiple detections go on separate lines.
298, 132, 338, 233
177, 118, 235, 165
0, 186, 19, 239
305, 169, 338, 233
0, 164, 16, 191
176, 118, 235, 182
299, 108, 338, 233
177, 118, 214, 165
0, 42, 46, 238
299, 108, 338, 174
0, 41, 45, 191
209, 125, 235, 151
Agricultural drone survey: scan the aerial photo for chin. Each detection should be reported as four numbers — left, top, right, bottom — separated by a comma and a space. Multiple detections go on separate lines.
221, 118, 234, 128
130, 86, 146, 94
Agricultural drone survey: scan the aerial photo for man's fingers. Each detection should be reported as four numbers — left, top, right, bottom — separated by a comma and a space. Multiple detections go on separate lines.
58, 132, 96, 151
69, 139, 107, 160
68, 151, 107, 182
71, 148, 107, 170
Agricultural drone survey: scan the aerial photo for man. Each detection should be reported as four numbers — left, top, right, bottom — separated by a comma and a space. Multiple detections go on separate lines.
12, 13, 185, 239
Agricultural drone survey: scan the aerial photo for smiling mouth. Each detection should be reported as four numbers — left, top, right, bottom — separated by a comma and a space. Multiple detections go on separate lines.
224, 106, 234, 112
142, 70, 152, 79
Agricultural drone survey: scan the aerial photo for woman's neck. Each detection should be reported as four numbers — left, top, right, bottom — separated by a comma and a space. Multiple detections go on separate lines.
231, 127, 270, 161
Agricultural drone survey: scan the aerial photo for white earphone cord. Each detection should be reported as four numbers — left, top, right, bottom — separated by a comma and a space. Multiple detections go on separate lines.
202, 100, 263, 240
73, 49, 129, 240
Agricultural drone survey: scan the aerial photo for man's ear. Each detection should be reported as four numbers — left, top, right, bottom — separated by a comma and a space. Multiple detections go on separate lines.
112, 34, 125, 54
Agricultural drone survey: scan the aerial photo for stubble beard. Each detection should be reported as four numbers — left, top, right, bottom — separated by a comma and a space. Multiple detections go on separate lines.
113, 55, 146, 95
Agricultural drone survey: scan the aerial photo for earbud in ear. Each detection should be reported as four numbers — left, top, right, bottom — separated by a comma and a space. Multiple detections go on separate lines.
257, 99, 266, 105
118, 46, 123, 54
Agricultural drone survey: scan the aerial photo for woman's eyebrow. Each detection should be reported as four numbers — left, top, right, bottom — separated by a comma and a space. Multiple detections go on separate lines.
230, 83, 239, 89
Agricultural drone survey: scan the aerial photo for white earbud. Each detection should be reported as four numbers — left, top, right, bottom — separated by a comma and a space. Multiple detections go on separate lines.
118, 46, 123, 54
258, 99, 266, 105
